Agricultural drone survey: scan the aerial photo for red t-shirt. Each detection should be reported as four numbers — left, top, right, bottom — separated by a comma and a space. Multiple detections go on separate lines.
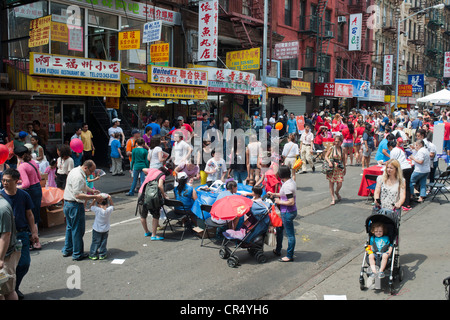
444, 122, 450, 140
355, 126, 365, 143
342, 128, 353, 141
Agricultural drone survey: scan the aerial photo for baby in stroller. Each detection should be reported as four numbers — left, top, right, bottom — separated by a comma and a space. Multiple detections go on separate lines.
367, 222, 393, 279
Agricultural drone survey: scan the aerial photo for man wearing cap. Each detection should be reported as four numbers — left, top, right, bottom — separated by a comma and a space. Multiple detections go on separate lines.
409, 106, 419, 120
411, 114, 423, 130
392, 122, 407, 141
108, 118, 124, 172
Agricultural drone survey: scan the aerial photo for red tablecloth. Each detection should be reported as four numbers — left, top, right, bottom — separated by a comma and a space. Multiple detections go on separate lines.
358, 165, 383, 197
41, 187, 64, 207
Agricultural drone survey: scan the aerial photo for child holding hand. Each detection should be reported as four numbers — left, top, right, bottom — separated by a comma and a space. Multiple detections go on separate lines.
89, 194, 114, 260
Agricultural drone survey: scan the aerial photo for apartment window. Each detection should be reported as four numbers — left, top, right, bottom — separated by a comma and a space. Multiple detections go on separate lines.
282, 58, 298, 78
285, 0, 292, 26
87, 10, 119, 61
338, 23, 344, 43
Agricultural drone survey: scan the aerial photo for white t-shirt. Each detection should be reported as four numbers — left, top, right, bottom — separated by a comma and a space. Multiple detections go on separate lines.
206, 158, 227, 182
412, 147, 430, 173
389, 147, 411, 170
148, 146, 163, 169
247, 142, 262, 165
91, 205, 114, 233
108, 127, 123, 146
282, 141, 299, 158
171, 140, 192, 166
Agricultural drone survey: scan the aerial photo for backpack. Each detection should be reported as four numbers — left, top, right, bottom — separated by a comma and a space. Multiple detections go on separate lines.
136, 173, 164, 215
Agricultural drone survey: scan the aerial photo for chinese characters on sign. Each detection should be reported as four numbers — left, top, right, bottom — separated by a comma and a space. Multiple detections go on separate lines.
29, 53, 121, 81
29, 15, 52, 48
274, 41, 299, 60
334, 83, 353, 98
291, 80, 311, 93
225, 48, 261, 71
150, 43, 169, 63
68, 26, 83, 52
398, 84, 413, 97
51, 21, 68, 42
128, 83, 208, 100
198, 0, 218, 61
349, 13, 362, 51
408, 74, 424, 93
119, 30, 141, 50
148, 66, 208, 87
444, 52, 450, 78
29, 77, 120, 97
314, 83, 335, 97
143, 20, 162, 43
383, 55, 393, 86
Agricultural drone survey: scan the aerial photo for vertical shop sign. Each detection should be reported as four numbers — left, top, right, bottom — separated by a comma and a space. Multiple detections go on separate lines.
68, 26, 83, 52
143, 20, 162, 43
444, 52, 450, 78
383, 55, 393, 86
349, 13, 362, 51
198, 0, 218, 61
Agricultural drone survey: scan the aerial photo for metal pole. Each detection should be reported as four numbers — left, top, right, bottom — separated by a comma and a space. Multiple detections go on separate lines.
261, 0, 268, 120
394, 19, 400, 114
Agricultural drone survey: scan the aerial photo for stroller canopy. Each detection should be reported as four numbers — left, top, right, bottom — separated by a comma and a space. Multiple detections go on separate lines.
365, 210, 399, 244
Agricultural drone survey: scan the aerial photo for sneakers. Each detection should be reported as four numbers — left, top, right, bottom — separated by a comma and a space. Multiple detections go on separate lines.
151, 236, 164, 241
144, 232, 152, 237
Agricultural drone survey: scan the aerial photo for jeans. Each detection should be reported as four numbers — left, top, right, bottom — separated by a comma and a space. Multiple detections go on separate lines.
410, 171, 428, 198
15, 230, 30, 291
233, 170, 248, 184
90, 230, 109, 258
62, 201, 86, 259
24, 182, 42, 225
275, 210, 297, 259
129, 169, 146, 195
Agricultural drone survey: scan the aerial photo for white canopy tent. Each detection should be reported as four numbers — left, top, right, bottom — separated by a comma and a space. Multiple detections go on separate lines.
416, 89, 450, 105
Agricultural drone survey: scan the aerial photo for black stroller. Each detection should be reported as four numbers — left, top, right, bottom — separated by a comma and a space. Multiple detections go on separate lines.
219, 201, 271, 268
359, 206, 404, 294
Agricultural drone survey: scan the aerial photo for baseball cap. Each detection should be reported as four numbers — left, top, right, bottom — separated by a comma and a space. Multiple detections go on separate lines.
18, 131, 28, 138
131, 129, 140, 135
397, 137, 404, 144
112, 118, 121, 123
177, 116, 184, 121
177, 171, 188, 179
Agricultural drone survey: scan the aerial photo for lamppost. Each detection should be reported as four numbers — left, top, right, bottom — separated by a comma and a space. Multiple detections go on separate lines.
394, 3, 445, 111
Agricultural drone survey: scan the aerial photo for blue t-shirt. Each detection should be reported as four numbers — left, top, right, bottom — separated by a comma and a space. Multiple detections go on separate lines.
379, 116, 389, 132
1, 189, 34, 230
174, 184, 194, 210
375, 139, 390, 162
111, 139, 121, 158
287, 118, 297, 133
145, 123, 161, 136
370, 235, 391, 252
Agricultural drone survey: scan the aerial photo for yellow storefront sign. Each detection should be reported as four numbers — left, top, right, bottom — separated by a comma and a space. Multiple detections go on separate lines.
128, 83, 207, 100
291, 80, 311, 93
51, 21, 68, 43
119, 30, 141, 50
267, 87, 302, 96
29, 15, 52, 48
226, 48, 260, 71
29, 76, 120, 97
150, 43, 169, 63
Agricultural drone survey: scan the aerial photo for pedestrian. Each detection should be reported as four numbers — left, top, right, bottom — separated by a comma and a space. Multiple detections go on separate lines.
374, 159, 406, 211
228, 136, 247, 184
361, 123, 375, 172
80, 123, 95, 162
143, 126, 152, 149
89, 194, 114, 260
286, 113, 298, 140
108, 118, 124, 173
366, 222, 393, 279
205, 150, 227, 187
44, 158, 57, 188
409, 139, 430, 203
174, 160, 200, 185
127, 138, 149, 196
223, 115, 232, 157
145, 115, 161, 136
126, 129, 141, 164
246, 135, 262, 182
32, 120, 48, 152
354, 120, 365, 165
70, 127, 83, 167
282, 133, 300, 180
342, 122, 356, 166
443, 115, 450, 156
0, 168, 39, 299
171, 131, 192, 167
29, 135, 47, 171
15, 145, 42, 250
324, 135, 346, 205
56, 144, 74, 189
147, 135, 166, 169
62, 160, 103, 261
138, 166, 170, 240
267, 165, 297, 262
84, 170, 100, 211
110, 132, 124, 176
387, 141, 412, 211
0, 193, 20, 300
299, 125, 315, 174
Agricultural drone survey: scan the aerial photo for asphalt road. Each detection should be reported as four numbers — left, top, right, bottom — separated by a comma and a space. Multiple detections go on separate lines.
18, 164, 450, 303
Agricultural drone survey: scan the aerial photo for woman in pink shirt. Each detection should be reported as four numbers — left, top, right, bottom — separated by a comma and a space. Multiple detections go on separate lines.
15, 145, 43, 250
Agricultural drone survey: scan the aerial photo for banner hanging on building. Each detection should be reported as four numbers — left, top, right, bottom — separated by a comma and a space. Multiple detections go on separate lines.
444, 52, 450, 78
398, 84, 413, 97
28, 15, 52, 48
118, 30, 141, 50
148, 66, 208, 86
143, 20, 162, 43
198, 0, 218, 61
225, 48, 260, 71
274, 41, 299, 60
408, 74, 424, 93
349, 13, 362, 51
383, 55, 393, 86
150, 43, 170, 63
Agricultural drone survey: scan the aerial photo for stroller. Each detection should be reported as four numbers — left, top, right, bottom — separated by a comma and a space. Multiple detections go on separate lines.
219, 201, 271, 268
359, 206, 404, 294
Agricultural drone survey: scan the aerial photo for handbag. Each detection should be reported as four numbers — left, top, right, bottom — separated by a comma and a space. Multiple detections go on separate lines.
268, 205, 283, 227
321, 160, 333, 174
292, 157, 303, 171
264, 226, 277, 247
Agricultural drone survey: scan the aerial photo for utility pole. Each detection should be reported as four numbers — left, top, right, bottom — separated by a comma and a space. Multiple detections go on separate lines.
261, 0, 268, 120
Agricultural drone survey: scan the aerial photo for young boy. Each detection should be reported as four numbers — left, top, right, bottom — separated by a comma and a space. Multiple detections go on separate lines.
205, 150, 227, 187
110, 132, 124, 176
89, 194, 114, 260
367, 222, 393, 279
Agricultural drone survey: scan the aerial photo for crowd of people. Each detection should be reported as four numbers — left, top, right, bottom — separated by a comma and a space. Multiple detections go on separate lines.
1, 103, 450, 300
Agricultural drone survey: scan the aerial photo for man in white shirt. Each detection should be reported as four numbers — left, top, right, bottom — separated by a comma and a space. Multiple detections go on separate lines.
62, 160, 103, 261
299, 124, 315, 174
392, 122, 407, 142
409, 140, 430, 203
171, 132, 192, 166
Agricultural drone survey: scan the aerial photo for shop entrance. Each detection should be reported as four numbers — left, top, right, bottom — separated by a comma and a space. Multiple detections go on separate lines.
62, 101, 86, 143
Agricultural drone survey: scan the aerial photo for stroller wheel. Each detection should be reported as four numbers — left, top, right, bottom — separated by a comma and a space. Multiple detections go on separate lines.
255, 252, 267, 264
227, 256, 239, 268
359, 276, 365, 291
398, 266, 404, 282
219, 247, 231, 259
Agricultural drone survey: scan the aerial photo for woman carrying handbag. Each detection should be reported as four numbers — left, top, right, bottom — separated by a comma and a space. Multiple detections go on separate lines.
324, 135, 346, 205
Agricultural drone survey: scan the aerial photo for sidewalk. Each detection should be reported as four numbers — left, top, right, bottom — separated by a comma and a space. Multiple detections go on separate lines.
93, 167, 134, 195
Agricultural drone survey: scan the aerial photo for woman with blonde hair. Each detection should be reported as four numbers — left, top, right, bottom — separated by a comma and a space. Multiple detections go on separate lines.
373, 159, 406, 211
331, 113, 342, 135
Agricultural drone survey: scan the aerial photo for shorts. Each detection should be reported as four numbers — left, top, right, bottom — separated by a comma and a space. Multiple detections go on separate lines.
342, 142, 354, 148
250, 164, 258, 169
362, 144, 373, 157
444, 140, 450, 151
139, 203, 161, 219
284, 157, 297, 169
0, 250, 21, 297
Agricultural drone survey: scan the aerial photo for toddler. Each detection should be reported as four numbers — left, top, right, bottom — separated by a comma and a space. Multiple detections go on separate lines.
89, 194, 114, 260
44, 159, 57, 188
85, 172, 100, 211
367, 222, 393, 278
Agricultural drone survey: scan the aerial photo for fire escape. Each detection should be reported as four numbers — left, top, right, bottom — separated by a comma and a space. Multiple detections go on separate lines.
424, 0, 444, 79
298, 0, 335, 82
408, 0, 426, 73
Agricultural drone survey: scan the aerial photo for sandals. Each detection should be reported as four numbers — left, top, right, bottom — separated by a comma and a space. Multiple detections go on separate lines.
151, 236, 164, 241
278, 257, 294, 262
272, 249, 281, 256
335, 192, 342, 202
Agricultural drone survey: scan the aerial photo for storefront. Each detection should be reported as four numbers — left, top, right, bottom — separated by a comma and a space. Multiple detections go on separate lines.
358, 89, 385, 110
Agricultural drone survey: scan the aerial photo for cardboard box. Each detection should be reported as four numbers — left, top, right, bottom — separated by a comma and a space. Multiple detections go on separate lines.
39, 205, 65, 228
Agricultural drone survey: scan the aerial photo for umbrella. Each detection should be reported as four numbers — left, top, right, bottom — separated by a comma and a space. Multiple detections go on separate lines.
210, 195, 253, 221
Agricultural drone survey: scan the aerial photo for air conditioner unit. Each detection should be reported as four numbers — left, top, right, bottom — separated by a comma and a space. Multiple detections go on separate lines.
338, 16, 346, 23
325, 31, 333, 38
290, 70, 303, 79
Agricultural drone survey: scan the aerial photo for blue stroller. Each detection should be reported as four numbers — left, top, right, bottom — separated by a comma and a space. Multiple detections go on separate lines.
359, 206, 404, 294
